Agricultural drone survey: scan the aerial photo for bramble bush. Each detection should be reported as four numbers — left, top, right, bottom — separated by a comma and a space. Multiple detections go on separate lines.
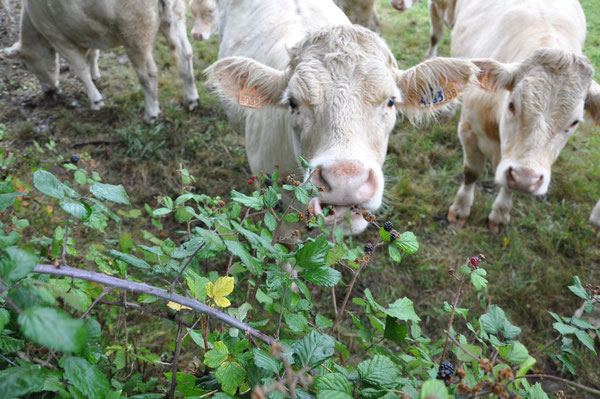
0, 157, 598, 398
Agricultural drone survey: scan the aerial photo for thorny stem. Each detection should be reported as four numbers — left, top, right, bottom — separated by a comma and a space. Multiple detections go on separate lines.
81, 287, 113, 318
33, 264, 276, 345
439, 273, 467, 363
276, 282, 291, 339
444, 331, 480, 361
170, 242, 206, 294
100, 299, 194, 328
168, 318, 185, 399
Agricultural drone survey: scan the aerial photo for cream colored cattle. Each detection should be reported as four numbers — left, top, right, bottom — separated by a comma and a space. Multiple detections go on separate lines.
446, 0, 600, 232
389, 0, 420, 12
189, 0, 217, 41
1, 0, 199, 123
334, 0, 379, 31
207, 0, 479, 235
423, 0, 456, 59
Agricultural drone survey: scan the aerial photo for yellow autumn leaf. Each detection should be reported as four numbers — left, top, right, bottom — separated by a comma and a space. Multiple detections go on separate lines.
206, 276, 234, 308
167, 301, 191, 311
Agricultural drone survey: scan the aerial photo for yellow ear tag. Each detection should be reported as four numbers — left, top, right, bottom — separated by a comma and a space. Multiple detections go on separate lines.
419, 83, 459, 107
479, 72, 496, 91
238, 86, 263, 109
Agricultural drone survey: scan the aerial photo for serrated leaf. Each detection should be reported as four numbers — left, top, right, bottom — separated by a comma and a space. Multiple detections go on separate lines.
18, 307, 87, 353
552, 322, 579, 335
0, 365, 57, 397
470, 268, 488, 291
0, 231, 20, 249
456, 343, 481, 362
502, 342, 529, 364
294, 186, 310, 204
224, 241, 262, 275
284, 213, 299, 223
89, 182, 130, 205
296, 235, 329, 269
253, 348, 282, 374
215, 361, 246, 395
480, 305, 520, 338
388, 245, 402, 262
568, 276, 589, 300
263, 187, 279, 208
284, 311, 308, 332
63, 357, 110, 399
109, 250, 150, 269
60, 199, 91, 220
302, 267, 341, 287
204, 341, 229, 368
33, 170, 64, 199
383, 297, 420, 322
74, 170, 87, 185
0, 335, 24, 353
207, 277, 234, 308
315, 373, 353, 399
395, 231, 419, 254
264, 212, 277, 231
419, 379, 448, 399
527, 383, 549, 399
292, 331, 335, 368
299, 155, 314, 169
357, 355, 398, 388
384, 316, 407, 343
0, 192, 22, 212
0, 308, 10, 333
231, 190, 263, 210
574, 330, 597, 354
0, 247, 38, 283
152, 208, 172, 217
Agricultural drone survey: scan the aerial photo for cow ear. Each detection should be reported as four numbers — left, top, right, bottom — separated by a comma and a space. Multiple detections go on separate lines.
205, 56, 286, 109
395, 57, 477, 116
584, 80, 600, 125
471, 58, 517, 91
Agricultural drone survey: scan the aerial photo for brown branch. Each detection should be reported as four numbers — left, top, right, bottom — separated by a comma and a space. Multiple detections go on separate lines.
509, 374, 600, 396
32, 264, 276, 345
168, 318, 185, 399
439, 273, 467, 363
81, 287, 113, 318
444, 330, 480, 361
61, 217, 70, 266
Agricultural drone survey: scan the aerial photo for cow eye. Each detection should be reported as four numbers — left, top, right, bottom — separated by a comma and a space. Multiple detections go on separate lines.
570, 120, 579, 128
288, 97, 298, 110
387, 97, 396, 107
508, 102, 515, 113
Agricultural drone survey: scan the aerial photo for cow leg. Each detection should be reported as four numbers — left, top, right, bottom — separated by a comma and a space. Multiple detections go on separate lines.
448, 121, 484, 227
160, 0, 199, 111
55, 46, 104, 110
424, 0, 444, 59
488, 187, 512, 233
589, 199, 600, 227
87, 50, 101, 82
125, 46, 160, 123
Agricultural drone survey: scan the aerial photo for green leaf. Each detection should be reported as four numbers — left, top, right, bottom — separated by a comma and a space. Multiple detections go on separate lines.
527, 383, 549, 399
296, 235, 329, 269
215, 361, 246, 395
302, 267, 341, 287
18, 307, 87, 353
357, 355, 399, 388
224, 241, 262, 275
500, 342, 529, 364
284, 310, 308, 332
63, 357, 110, 399
574, 330, 597, 354
263, 187, 279, 208
315, 373, 353, 399
419, 379, 448, 399
552, 322, 579, 335
0, 247, 38, 283
90, 183, 130, 205
60, 199, 91, 220
395, 231, 419, 254
253, 348, 282, 374
568, 276, 589, 300
455, 343, 481, 362
152, 208, 172, 217
0, 192, 22, 211
294, 186, 310, 204
0, 231, 20, 249
388, 245, 402, 262
231, 190, 263, 210
109, 250, 150, 269
33, 170, 64, 199
383, 297, 420, 322
470, 268, 488, 291
299, 155, 314, 169
264, 212, 277, 231
384, 316, 407, 343
0, 308, 10, 333
74, 170, 87, 185
0, 335, 24, 353
480, 305, 520, 338
0, 365, 57, 397
186, 273, 209, 302
292, 331, 335, 368
187, 329, 207, 349
204, 341, 229, 368
284, 213, 300, 223
120, 233, 134, 253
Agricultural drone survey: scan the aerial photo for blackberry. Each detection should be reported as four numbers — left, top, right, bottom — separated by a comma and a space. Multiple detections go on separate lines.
364, 243, 374, 254
383, 221, 393, 232
274, 199, 284, 212
264, 178, 273, 187
70, 154, 80, 164
389, 230, 398, 242
437, 362, 454, 385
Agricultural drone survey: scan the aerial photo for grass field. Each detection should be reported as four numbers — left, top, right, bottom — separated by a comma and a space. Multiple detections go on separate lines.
0, 0, 599, 391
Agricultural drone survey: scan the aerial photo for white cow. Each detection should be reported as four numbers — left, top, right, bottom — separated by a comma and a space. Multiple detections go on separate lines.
446, 0, 600, 232
389, 0, 421, 12
189, 0, 217, 41
207, 0, 479, 234
422, 0, 456, 59
0, 0, 199, 123
334, 0, 379, 31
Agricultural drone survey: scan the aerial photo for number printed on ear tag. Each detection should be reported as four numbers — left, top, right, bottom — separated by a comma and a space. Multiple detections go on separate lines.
238, 87, 263, 109
419, 83, 459, 107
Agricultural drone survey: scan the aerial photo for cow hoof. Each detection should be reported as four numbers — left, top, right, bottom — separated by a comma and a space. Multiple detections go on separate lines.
488, 220, 505, 234
143, 114, 159, 124
447, 211, 467, 228
91, 100, 104, 111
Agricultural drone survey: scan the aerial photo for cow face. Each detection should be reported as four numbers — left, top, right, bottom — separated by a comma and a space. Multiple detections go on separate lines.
189, 0, 217, 41
206, 26, 477, 234
389, 0, 419, 11
474, 49, 600, 196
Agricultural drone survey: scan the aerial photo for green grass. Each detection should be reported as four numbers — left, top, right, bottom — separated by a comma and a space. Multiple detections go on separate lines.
0, 0, 599, 389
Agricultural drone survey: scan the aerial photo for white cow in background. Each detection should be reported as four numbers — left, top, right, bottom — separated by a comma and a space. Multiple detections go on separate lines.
445, 0, 600, 232
389, 0, 421, 12
207, 0, 480, 234
334, 0, 379, 31
1, 0, 199, 123
189, 0, 217, 41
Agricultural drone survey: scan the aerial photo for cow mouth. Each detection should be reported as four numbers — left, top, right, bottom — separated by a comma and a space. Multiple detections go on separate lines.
309, 197, 368, 229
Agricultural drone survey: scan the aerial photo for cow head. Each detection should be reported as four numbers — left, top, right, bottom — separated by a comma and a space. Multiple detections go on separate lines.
206, 25, 477, 234
473, 49, 600, 196
389, 0, 420, 11
189, 0, 217, 41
